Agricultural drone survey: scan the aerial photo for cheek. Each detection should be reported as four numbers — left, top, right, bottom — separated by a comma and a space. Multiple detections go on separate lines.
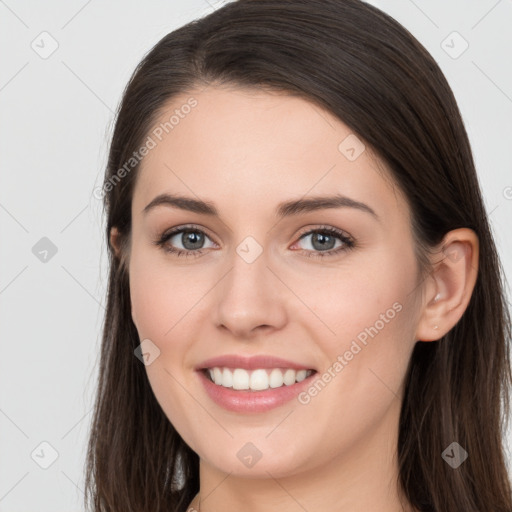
128, 252, 207, 447
291, 261, 418, 454
307, 247, 417, 342
128, 250, 200, 340
306, 245, 419, 391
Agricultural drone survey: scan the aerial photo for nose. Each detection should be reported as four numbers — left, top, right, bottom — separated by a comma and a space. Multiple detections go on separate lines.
212, 248, 288, 340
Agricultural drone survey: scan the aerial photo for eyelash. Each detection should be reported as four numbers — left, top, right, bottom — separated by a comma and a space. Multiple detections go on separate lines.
153, 224, 355, 259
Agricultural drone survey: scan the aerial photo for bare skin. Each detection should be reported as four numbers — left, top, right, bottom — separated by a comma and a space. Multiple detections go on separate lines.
110, 85, 478, 512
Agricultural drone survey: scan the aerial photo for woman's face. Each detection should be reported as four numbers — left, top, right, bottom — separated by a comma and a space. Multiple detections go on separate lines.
125, 85, 425, 478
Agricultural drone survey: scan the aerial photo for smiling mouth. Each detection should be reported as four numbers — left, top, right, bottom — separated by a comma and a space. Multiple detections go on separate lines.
202, 367, 317, 392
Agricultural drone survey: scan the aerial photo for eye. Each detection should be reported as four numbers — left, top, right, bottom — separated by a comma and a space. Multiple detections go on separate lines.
154, 224, 355, 259
291, 225, 355, 259
154, 225, 216, 258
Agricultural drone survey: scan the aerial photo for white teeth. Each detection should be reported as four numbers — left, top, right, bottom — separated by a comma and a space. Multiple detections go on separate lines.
232, 368, 249, 390
250, 369, 269, 391
206, 367, 314, 391
283, 369, 296, 385
296, 369, 307, 382
213, 367, 223, 385
222, 367, 233, 387
269, 368, 284, 388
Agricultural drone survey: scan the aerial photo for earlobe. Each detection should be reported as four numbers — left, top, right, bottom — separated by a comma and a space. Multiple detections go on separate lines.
415, 228, 479, 342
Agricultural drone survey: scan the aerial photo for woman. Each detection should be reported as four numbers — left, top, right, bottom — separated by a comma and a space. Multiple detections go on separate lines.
85, 1, 512, 511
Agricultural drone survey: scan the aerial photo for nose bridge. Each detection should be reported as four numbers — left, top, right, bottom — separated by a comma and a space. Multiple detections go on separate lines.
212, 237, 287, 337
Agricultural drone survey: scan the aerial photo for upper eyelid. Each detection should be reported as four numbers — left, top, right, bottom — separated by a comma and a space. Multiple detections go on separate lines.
295, 225, 352, 239
162, 224, 218, 243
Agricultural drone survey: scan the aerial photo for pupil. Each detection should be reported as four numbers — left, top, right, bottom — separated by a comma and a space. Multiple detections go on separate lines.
183, 231, 204, 250
312, 233, 335, 251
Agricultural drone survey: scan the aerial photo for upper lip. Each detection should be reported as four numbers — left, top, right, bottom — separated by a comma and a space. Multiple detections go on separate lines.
196, 355, 316, 371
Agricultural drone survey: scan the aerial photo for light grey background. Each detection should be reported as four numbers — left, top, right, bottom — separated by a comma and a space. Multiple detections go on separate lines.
1, 0, 511, 510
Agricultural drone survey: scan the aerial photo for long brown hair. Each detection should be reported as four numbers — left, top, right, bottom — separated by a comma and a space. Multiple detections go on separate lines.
84, 1, 512, 510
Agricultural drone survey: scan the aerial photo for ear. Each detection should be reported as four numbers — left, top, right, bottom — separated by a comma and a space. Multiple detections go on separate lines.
109, 226, 137, 323
415, 228, 479, 342
109, 226, 122, 259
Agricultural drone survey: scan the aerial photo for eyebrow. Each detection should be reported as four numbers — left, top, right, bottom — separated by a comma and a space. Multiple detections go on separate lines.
142, 193, 379, 220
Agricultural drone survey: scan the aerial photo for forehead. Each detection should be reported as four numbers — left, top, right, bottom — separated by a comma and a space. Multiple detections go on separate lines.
132, 85, 406, 222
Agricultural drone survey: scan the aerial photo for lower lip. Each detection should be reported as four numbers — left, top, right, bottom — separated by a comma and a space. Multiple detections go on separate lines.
196, 370, 316, 413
